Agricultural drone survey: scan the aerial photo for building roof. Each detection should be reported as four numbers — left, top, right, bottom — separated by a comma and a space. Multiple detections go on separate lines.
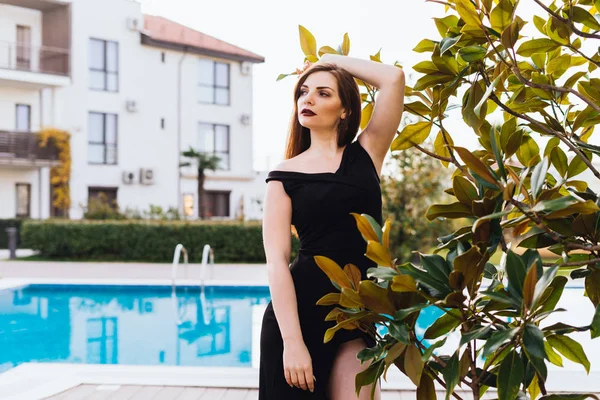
142, 15, 265, 64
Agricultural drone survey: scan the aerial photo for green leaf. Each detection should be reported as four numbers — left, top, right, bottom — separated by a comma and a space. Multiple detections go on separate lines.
457, 45, 487, 62
460, 326, 492, 348
490, 0, 514, 33
425, 202, 473, 220
355, 359, 384, 398
550, 147, 568, 178
421, 253, 452, 283
483, 327, 519, 358
389, 320, 410, 344
440, 35, 461, 55
391, 121, 433, 151
394, 303, 429, 321
456, 0, 482, 27
516, 39, 560, 57
506, 250, 527, 303
585, 270, 600, 307
523, 324, 546, 360
424, 309, 462, 340
570, 6, 600, 30
544, 341, 564, 367
546, 335, 591, 373
453, 146, 498, 186
421, 337, 447, 362
404, 345, 425, 386
413, 39, 437, 53
591, 305, 600, 339
417, 373, 437, 400
530, 157, 549, 202
442, 352, 460, 400
532, 265, 558, 311
498, 350, 524, 400
474, 74, 502, 117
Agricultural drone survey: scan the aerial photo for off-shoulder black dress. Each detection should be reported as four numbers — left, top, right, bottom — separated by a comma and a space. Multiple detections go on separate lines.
259, 137, 383, 399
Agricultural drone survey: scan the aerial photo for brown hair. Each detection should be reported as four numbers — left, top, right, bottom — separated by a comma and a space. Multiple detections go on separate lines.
284, 63, 362, 159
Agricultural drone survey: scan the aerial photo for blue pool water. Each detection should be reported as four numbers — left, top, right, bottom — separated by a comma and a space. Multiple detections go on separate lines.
0, 284, 272, 373
0, 284, 595, 374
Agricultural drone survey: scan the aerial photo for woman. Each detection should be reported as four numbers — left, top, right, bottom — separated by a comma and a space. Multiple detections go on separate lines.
259, 53, 405, 399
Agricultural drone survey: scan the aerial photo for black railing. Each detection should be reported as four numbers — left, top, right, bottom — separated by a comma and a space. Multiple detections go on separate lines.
0, 130, 59, 162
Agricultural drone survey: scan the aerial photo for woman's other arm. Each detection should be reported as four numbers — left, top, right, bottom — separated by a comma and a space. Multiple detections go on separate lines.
320, 53, 406, 171
262, 179, 315, 392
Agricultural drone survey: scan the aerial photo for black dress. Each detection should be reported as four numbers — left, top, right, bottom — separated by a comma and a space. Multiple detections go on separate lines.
259, 138, 383, 399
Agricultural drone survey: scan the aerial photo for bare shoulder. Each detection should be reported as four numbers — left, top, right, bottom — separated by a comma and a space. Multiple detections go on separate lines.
272, 153, 307, 172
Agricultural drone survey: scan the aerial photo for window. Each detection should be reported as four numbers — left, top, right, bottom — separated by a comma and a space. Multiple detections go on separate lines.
198, 59, 230, 105
16, 25, 31, 70
86, 317, 118, 364
15, 104, 30, 131
15, 183, 31, 217
88, 112, 118, 164
88, 187, 118, 210
205, 191, 230, 217
89, 38, 119, 91
198, 123, 229, 170
183, 193, 194, 217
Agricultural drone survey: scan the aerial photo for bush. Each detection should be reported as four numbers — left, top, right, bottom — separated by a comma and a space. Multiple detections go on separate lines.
21, 219, 300, 263
0, 219, 23, 249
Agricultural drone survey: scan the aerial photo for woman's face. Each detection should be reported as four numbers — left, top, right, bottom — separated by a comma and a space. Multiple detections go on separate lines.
297, 71, 346, 131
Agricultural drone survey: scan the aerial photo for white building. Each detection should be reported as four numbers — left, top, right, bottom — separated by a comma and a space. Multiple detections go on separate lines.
0, 0, 266, 221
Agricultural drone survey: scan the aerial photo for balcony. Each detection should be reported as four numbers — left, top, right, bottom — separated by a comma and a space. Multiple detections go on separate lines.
0, 130, 60, 167
0, 41, 70, 88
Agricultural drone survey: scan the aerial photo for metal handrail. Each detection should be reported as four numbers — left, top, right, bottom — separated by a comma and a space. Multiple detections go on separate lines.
171, 243, 215, 326
199, 244, 215, 285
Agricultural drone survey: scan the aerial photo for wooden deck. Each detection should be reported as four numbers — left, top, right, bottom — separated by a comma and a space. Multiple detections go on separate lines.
43, 385, 257, 400
42, 384, 491, 400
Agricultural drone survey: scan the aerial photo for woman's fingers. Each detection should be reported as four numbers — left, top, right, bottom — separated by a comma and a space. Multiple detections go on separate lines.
296, 367, 308, 391
290, 370, 300, 388
305, 370, 315, 393
284, 369, 292, 387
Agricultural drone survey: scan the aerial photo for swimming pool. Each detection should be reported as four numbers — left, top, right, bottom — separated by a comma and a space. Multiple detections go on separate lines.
0, 284, 272, 373
0, 284, 597, 376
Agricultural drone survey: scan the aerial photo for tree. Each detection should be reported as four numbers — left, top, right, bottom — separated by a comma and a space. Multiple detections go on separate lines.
286, 1, 600, 399
381, 142, 460, 264
179, 147, 221, 219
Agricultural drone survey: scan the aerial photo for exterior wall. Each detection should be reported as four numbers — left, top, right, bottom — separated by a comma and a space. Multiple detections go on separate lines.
0, 87, 41, 131
0, 4, 42, 71
0, 0, 263, 222
0, 167, 50, 219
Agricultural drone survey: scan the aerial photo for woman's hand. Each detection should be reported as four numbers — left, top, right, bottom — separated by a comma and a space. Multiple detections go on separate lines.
283, 338, 316, 392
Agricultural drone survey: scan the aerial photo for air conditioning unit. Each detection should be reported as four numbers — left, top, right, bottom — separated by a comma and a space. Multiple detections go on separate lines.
240, 114, 251, 125
139, 168, 155, 185
122, 170, 136, 185
125, 100, 138, 113
127, 17, 141, 32
240, 61, 251, 76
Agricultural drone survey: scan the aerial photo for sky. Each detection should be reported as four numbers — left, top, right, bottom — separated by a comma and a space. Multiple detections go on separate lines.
139, 0, 590, 173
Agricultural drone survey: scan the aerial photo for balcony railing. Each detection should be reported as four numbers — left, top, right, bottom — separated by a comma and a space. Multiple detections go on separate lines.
0, 40, 70, 76
0, 130, 60, 163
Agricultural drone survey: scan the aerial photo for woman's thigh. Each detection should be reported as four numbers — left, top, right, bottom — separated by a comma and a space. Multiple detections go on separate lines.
327, 338, 381, 400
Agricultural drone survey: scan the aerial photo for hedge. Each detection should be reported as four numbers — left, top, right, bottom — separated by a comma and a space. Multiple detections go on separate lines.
0, 219, 23, 249
21, 219, 300, 263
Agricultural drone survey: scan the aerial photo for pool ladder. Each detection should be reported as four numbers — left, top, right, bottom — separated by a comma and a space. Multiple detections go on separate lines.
170, 243, 215, 287
171, 243, 215, 325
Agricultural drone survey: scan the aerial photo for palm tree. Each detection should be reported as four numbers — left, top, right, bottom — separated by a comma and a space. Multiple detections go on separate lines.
179, 147, 221, 219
